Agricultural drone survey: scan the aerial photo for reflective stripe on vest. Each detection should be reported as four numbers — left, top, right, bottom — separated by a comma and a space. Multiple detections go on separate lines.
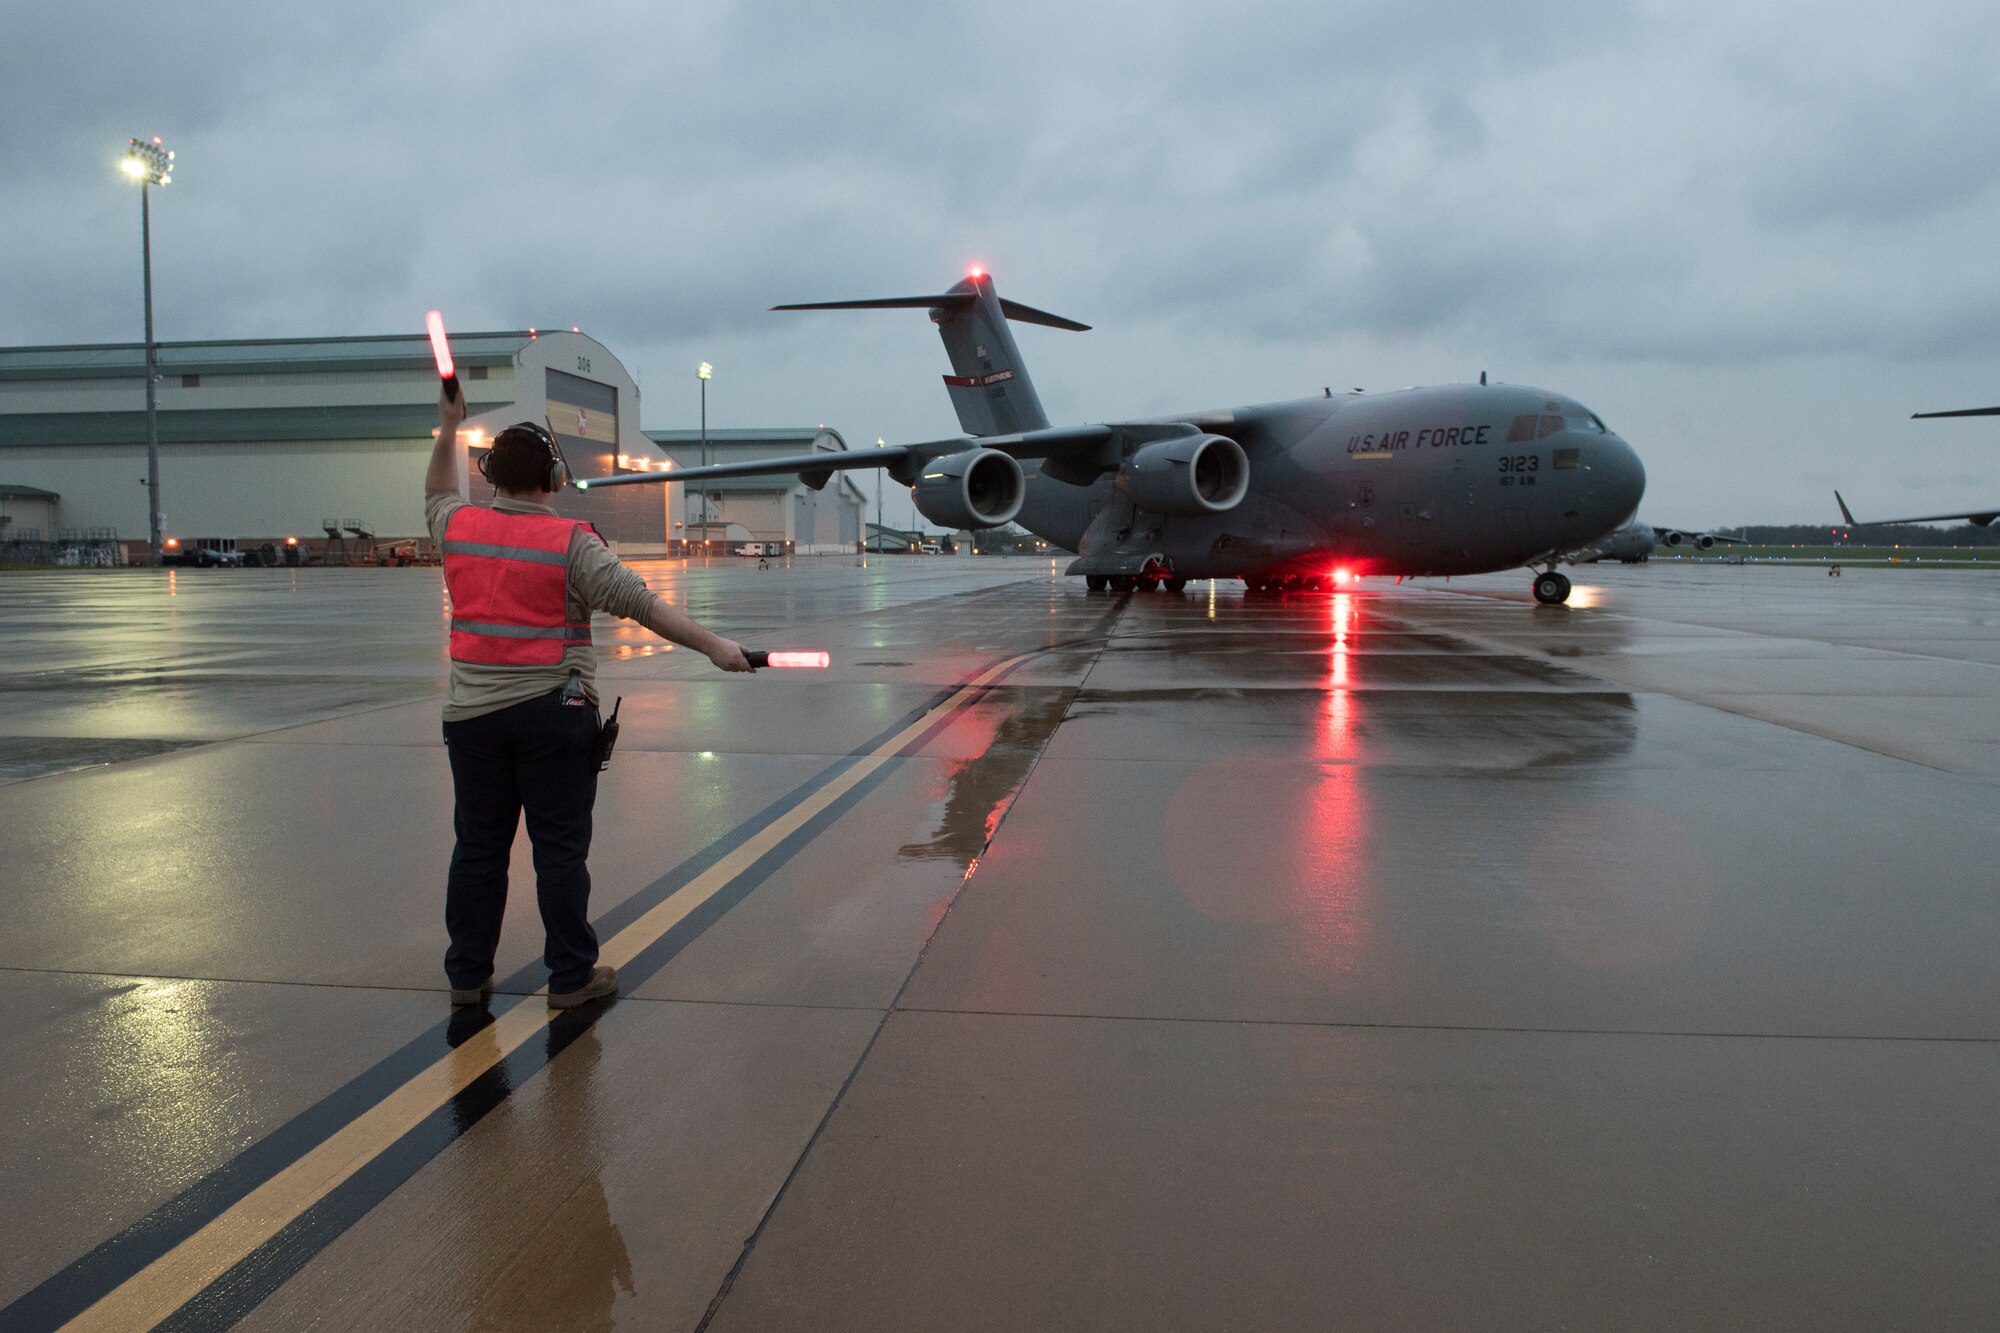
442, 506, 596, 666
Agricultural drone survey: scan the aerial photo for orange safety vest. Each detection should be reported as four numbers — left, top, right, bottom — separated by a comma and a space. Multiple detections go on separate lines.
441, 506, 597, 665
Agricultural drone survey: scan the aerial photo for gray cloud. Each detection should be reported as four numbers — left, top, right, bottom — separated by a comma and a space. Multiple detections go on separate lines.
3, 0, 1997, 522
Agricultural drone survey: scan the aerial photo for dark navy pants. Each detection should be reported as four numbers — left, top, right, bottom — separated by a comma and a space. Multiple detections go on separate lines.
442, 689, 600, 994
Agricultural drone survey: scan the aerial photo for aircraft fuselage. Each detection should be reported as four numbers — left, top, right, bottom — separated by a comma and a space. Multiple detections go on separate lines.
1025, 383, 1646, 582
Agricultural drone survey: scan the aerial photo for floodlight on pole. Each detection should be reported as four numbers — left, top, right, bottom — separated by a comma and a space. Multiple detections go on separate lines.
122, 135, 175, 565
696, 362, 712, 557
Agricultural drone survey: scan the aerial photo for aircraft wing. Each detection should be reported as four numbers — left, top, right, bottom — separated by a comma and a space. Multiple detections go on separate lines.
1834, 491, 2000, 528
1912, 406, 2000, 419
577, 424, 1116, 492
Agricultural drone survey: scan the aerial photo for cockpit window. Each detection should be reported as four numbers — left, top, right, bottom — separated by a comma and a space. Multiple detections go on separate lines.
1506, 414, 1538, 443
1536, 414, 1564, 439
1563, 412, 1607, 434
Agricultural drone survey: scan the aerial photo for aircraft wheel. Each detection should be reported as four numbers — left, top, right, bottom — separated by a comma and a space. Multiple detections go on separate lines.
1086, 575, 1108, 592
1532, 571, 1571, 605
1165, 577, 1187, 593
1110, 575, 1137, 592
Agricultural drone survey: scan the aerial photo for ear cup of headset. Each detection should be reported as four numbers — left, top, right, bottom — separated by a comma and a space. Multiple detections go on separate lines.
476, 448, 494, 483
545, 456, 567, 493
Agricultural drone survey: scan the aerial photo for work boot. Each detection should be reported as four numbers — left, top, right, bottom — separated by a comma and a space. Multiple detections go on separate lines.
449, 974, 494, 1007
548, 965, 617, 1009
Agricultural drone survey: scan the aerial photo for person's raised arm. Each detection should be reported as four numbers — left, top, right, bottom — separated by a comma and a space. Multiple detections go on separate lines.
426, 381, 465, 496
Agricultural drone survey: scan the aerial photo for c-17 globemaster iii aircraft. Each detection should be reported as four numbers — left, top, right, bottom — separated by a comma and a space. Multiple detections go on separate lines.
583, 269, 1647, 604
1575, 518, 1746, 562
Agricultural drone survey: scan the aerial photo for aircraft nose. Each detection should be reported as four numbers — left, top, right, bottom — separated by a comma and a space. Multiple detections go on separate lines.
1587, 435, 1646, 530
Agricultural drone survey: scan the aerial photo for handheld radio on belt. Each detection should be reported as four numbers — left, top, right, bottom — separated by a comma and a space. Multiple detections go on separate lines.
595, 697, 622, 771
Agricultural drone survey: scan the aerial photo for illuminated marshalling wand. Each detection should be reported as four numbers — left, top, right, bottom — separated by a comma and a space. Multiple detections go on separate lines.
425, 310, 459, 401
746, 651, 830, 669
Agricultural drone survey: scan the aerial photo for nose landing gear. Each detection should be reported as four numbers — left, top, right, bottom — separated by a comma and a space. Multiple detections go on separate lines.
1532, 569, 1572, 605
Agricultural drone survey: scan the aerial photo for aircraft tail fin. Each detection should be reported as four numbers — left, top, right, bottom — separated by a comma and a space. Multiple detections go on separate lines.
774, 270, 1088, 437
1835, 490, 1859, 526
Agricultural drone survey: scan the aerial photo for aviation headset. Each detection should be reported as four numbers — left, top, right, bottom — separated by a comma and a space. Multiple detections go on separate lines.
479, 421, 571, 494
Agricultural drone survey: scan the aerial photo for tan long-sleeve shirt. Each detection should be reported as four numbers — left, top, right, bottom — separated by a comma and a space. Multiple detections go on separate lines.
426, 491, 660, 721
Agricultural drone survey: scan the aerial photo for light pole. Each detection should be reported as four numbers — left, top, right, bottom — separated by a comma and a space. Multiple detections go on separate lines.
875, 437, 885, 554
696, 361, 712, 557
122, 136, 173, 564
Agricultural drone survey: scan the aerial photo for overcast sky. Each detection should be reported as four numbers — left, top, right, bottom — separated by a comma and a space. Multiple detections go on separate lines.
5, 0, 1998, 527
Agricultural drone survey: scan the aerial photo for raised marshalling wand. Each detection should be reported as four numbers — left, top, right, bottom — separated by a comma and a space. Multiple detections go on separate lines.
425, 310, 458, 402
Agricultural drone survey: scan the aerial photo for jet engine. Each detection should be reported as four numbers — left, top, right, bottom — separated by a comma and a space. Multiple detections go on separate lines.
1695, 534, 1716, 550
1120, 434, 1250, 515
1662, 529, 1686, 547
912, 448, 1025, 529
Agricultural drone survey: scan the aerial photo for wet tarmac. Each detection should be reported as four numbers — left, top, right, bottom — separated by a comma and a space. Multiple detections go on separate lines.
2, 559, 1996, 1330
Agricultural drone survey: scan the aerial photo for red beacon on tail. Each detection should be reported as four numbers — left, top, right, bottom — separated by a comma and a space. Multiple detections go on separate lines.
425, 310, 458, 402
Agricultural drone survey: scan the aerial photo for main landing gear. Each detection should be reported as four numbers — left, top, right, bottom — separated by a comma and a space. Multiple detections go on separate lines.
1088, 563, 1186, 594
1532, 569, 1572, 605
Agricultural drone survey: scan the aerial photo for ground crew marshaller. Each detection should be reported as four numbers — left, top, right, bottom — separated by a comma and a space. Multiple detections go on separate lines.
426, 385, 751, 1008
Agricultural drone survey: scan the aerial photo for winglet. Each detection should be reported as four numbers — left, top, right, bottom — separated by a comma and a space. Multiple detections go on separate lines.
1834, 491, 1858, 526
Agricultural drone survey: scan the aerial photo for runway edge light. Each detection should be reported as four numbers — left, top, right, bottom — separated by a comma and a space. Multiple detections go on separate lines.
425, 310, 458, 402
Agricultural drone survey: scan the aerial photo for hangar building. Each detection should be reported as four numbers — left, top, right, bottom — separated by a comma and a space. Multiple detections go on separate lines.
645, 428, 866, 554
0, 330, 679, 561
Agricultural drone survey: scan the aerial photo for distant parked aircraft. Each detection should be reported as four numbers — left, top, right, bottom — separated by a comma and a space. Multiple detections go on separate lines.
1832, 397, 2000, 529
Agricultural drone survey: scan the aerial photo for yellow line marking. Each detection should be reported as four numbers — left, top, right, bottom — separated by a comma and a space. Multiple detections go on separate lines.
61, 655, 1027, 1333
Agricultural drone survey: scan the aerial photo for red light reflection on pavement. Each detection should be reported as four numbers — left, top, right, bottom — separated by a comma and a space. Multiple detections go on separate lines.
1165, 593, 1375, 977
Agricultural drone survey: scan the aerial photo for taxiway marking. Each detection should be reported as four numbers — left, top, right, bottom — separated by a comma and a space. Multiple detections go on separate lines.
57, 651, 1032, 1333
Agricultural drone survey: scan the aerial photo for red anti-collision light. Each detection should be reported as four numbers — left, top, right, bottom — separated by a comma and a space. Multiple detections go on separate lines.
967, 264, 985, 280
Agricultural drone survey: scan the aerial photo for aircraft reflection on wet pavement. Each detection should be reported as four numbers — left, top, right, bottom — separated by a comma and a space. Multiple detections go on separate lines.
581, 268, 1647, 605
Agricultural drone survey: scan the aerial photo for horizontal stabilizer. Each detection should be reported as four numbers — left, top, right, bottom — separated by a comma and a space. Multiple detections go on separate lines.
1912, 406, 2000, 419
772, 293, 1089, 331
998, 299, 1091, 331
772, 294, 971, 313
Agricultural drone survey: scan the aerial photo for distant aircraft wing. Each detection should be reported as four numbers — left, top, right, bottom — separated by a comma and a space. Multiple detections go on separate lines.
577, 424, 1115, 492
1652, 525, 1745, 549
1912, 406, 2000, 419
1834, 490, 2000, 527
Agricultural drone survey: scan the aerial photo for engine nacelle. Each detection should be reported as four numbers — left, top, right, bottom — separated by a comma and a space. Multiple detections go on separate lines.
1695, 534, 1716, 551
1120, 434, 1250, 516
1662, 530, 1686, 547
911, 448, 1025, 530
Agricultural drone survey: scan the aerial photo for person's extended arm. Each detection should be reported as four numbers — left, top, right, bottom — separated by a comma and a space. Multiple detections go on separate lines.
640, 597, 753, 672
425, 382, 465, 497
572, 536, 753, 672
